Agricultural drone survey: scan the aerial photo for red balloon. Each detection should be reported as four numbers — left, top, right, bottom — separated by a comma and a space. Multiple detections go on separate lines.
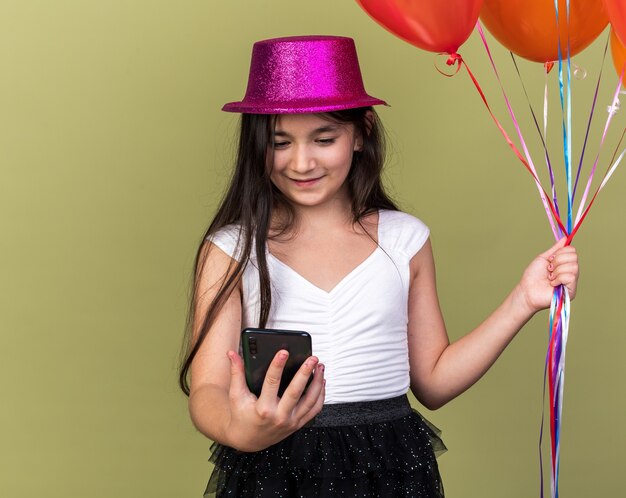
356, 0, 484, 54
604, 0, 626, 46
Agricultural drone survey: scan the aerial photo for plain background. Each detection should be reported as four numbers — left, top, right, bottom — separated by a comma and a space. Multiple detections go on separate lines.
2, 1, 625, 497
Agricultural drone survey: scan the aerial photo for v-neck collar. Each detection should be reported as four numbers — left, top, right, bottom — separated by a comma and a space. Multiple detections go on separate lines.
267, 210, 384, 295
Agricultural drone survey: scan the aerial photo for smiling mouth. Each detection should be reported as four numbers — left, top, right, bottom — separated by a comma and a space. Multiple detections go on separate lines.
290, 176, 323, 187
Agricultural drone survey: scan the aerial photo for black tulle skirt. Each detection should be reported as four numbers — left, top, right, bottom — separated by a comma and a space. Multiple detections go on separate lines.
204, 395, 446, 497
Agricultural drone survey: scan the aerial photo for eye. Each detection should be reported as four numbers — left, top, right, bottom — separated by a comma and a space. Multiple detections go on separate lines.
317, 137, 337, 145
272, 141, 289, 149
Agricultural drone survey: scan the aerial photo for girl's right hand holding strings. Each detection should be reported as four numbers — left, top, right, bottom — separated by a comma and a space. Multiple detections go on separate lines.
223, 350, 325, 452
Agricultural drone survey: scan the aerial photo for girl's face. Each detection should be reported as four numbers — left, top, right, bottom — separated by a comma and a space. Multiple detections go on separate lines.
269, 113, 362, 210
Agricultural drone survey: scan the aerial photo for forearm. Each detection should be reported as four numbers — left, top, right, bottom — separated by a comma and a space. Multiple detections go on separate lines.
415, 285, 535, 409
188, 384, 233, 446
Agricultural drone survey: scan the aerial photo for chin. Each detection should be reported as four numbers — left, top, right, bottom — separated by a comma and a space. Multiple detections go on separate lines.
280, 186, 347, 210
289, 198, 326, 208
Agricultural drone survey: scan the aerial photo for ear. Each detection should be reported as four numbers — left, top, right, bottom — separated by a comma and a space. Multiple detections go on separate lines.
363, 110, 374, 136
354, 135, 364, 152
354, 110, 374, 151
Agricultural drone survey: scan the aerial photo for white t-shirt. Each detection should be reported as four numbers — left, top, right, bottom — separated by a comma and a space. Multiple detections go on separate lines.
208, 209, 430, 404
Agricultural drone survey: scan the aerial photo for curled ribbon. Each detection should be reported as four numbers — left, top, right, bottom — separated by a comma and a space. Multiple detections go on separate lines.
434, 52, 463, 77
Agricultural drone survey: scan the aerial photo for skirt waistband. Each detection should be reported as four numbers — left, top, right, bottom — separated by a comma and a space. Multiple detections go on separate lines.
310, 395, 412, 427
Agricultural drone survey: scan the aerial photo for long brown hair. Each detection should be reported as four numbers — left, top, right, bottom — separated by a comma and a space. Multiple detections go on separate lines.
178, 107, 397, 395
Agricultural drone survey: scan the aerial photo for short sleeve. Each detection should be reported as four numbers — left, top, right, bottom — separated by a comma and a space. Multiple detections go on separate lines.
206, 224, 244, 261
379, 210, 430, 259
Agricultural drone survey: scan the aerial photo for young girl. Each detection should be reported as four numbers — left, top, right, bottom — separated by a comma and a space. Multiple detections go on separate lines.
179, 36, 579, 498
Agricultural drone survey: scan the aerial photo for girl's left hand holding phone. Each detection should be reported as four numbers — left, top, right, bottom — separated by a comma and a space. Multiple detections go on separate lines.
224, 349, 325, 452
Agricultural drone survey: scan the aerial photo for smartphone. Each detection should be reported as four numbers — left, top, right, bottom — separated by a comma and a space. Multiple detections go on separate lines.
241, 328, 313, 397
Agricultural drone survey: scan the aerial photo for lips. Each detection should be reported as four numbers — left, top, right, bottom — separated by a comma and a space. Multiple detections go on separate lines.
291, 176, 323, 187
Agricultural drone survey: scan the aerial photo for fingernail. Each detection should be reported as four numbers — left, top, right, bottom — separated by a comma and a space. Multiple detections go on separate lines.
318, 364, 325, 373
549, 255, 555, 261
548, 263, 553, 271
280, 351, 288, 359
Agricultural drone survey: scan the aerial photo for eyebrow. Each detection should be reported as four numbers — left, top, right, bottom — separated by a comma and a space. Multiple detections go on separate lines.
273, 124, 340, 138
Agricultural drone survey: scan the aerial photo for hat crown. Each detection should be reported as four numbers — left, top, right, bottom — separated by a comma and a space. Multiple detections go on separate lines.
223, 35, 386, 114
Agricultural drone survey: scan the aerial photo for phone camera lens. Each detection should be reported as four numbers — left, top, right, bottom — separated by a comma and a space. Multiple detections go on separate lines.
249, 337, 258, 354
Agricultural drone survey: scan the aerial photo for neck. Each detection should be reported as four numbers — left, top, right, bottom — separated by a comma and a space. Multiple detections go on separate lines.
272, 195, 355, 237
299, 201, 354, 232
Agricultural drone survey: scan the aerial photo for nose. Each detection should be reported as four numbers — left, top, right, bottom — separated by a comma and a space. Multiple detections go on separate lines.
290, 145, 315, 175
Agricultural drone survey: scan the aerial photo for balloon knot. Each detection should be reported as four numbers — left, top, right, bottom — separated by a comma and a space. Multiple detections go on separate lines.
446, 53, 462, 66
435, 52, 463, 77
545, 61, 555, 74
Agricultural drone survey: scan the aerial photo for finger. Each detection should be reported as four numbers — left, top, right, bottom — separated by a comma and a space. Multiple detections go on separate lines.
551, 246, 577, 258
554, 245, 577, 254
292, 362, 325, 420
547, 253, 578, 274
549, 261, 579, 279
258, 349, 289, 401
549, 258, 577, 275
227, 351, 250, 397
539, 237, 568, 259
277, 356, 319, 413
300, 378, 326, 428
551, 251, 578, 267
548, 273, 576, 286
550, 275, 578, 299
549, 267, 579, 288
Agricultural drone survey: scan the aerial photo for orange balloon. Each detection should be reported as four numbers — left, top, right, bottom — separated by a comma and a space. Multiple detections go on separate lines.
480, 0, 609, 63
610, 28, 626, 79
605, 0, 626, 47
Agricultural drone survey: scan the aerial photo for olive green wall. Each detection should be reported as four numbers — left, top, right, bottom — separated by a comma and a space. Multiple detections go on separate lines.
2, 1, 624, 497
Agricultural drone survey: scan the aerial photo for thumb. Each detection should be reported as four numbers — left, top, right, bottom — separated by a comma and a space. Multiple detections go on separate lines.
227, 351, 249, 396
539, 236, 567, 259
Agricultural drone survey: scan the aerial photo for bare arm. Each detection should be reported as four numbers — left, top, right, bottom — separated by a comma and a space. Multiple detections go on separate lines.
188, 242, 325, 451
407, 238, 579, 410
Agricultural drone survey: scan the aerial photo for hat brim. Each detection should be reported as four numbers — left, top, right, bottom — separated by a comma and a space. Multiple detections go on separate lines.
222, 96, 388, 114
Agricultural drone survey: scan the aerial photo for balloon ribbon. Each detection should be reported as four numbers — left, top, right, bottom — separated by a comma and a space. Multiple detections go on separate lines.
439, 17, 626, 498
